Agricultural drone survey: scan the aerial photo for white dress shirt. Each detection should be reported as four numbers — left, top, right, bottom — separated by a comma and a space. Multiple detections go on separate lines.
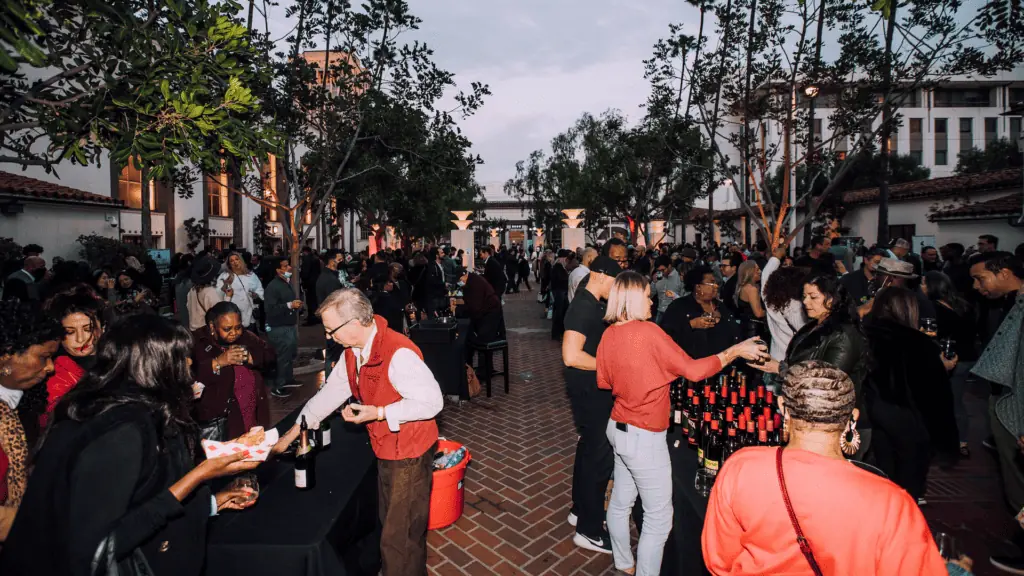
286, 322, 443, 434
760, 257, 809, 361
217, 271, 264, 327
568, 265, 590, 303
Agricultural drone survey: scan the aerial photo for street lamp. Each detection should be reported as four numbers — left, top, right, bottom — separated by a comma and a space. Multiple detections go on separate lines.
803, 85, 819, 98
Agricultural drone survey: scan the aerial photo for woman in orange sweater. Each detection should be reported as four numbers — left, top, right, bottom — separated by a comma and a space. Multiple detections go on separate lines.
596, 271, 767, 576
702, 360, 955, 575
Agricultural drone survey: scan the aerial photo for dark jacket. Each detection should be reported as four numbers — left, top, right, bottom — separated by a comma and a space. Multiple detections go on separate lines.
418, 260, 447, 302
483, 257, 506, 295
461, 272, 501, 321
190, 328, 274, 437
369, 290, 406, 335
659, 295, 743, 361
315, 267, 343, 306
864, 319, 959, 462
299, 253, 320, 286
264, 276, 297, 328
1, 403, 211, 576
786, 316, 868, 425
720, 274, 738, 312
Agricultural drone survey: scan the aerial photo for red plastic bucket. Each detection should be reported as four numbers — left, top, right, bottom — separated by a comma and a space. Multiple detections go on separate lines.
428, 439, 472, 530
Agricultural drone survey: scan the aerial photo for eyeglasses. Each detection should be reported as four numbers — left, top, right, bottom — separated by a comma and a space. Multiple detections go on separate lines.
324, 317, 355, 338
699, 282, 719, 289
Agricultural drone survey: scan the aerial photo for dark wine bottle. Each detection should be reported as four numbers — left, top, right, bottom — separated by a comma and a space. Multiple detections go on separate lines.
687, 396, 701, 447
697, 412, 712, 466
295, 416, 316, 490
766, 419, 780, 446
757, 429, 769, 447
704, 420, 724, 476
724, 427, 742, 462
316, 417, 331, 451
744, 420, 757, 447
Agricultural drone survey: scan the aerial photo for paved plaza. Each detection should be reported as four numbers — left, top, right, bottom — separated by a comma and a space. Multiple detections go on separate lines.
275, 292, 1016, 576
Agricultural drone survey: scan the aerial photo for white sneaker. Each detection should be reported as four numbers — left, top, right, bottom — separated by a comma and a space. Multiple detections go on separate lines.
567, 512, 578, 527
573, 532, 612, 554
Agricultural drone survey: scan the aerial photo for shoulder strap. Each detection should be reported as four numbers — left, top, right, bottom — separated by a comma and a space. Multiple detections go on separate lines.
776, 447, 823, 576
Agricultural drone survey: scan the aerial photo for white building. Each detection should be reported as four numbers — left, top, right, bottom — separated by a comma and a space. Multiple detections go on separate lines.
692, 70, 1024, 246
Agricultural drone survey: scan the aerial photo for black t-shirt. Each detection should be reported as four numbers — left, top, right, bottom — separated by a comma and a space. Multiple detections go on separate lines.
563, 288, 607, 379
794, 253, 836, 275
840, 270, 872, 306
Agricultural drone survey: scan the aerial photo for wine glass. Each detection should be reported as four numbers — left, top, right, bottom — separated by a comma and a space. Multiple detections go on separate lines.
921, 317, 938, 337
694, 468, 716, 497
938, 337, 956, 360
229, 473, 260, 504
933, 531, 959, 561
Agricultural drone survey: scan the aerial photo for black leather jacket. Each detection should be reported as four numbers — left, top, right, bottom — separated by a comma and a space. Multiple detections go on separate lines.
786, 318, 869, 426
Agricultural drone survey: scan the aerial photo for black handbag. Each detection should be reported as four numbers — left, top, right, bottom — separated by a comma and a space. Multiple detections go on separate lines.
91, 534, 155, 576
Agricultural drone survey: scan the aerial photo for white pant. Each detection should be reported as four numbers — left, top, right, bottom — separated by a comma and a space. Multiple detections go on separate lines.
605, 420, 673, 575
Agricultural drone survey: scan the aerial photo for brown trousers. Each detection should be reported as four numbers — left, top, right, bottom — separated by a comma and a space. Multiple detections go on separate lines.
378, 444, 435, 576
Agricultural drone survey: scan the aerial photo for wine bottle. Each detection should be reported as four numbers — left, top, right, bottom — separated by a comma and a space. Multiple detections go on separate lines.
724, 427, 742, 462
687, 396, 702, 447
704, 420, 724, 476
316, 417, 331, 451
295, 416, 316, 490
697, 412, 712, 466
744, 420, 757, 447
766, 419, 780, 446
757, 428, 769, 447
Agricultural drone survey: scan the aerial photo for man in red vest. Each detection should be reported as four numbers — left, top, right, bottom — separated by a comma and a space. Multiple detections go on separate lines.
274, 288, 442, 575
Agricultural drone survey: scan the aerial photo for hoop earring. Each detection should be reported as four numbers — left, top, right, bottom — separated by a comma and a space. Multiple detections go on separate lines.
840, 417, 861, 456
0, 365, 11, 377
782, 415, 791, 445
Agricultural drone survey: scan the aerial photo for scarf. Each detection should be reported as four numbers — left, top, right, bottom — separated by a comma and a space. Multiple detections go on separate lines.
975, 292, 1024, 435
0, 401, 27, 506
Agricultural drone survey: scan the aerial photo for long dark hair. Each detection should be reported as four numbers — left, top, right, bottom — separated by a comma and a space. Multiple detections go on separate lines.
764, 266, 808, 313
923, 271, 970, 316
805, 272, 858, 332
871, 286, 919, 330
54, 315, 199, 455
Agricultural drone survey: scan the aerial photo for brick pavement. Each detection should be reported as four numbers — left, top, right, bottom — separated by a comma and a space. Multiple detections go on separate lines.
270, 291, 1012, 576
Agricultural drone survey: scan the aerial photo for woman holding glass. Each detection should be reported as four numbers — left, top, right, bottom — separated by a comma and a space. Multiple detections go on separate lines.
1, 314, 259, 575
597, 271, 767, 576
659, 265, 743, 361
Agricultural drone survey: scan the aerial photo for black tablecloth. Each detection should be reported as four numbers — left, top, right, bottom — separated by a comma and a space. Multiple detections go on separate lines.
409, 319, 470, 399
662, 429, 711, 575
205, 415, 379, 576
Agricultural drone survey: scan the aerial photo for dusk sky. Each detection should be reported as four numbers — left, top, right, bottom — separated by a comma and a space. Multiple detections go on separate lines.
269, 0, 702, 186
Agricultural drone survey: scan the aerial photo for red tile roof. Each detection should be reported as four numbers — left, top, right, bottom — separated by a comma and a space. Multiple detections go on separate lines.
0, 170, 122, 206
688, 206, 746, 221
842, 168, 1021, 205
929, 192, 1022, 221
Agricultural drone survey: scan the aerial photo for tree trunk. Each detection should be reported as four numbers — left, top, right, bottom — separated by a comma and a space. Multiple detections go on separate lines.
141, 172, 152, 250
741, 0, 757, 246
876, 0, 898, 246
802, 0, 827, 249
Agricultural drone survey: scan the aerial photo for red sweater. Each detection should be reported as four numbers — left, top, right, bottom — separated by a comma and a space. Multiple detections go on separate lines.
597, 321, 722, 432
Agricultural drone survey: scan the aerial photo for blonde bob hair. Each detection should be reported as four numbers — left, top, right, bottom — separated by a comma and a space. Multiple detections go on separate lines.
604, 271, 652, 323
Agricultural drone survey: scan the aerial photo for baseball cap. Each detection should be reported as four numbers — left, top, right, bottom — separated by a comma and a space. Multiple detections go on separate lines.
589, 256, 623, 278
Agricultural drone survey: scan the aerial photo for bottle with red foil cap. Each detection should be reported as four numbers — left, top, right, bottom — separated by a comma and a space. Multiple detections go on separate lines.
724, 427, 742, 462
688, 396, 702, 446
757, 428, 769, 446
703, 420, 724, 475
697, 412, 712, 465
766, 419, 780, 445
744, 420, 757, 447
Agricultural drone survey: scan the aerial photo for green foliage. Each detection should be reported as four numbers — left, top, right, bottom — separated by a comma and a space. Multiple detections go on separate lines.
0, 237, 23, 263
182, 217, 210, 253
2, 0, 276, 183
251, 213, 274, 256
76, 234, 149, 270
955, 138, 1024, 175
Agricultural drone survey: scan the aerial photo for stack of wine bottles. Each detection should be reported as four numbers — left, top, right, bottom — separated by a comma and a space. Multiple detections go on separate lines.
669, 368, 784, 478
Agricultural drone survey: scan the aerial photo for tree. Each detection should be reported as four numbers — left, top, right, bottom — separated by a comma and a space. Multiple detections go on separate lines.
673, 0, 1024, 248
207, 0, 490, 289
2, 0, 277, 248
955, 138, 1024, 174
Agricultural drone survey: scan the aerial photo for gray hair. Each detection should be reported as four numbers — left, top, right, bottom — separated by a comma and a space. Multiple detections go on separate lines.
317, 288, 374, 326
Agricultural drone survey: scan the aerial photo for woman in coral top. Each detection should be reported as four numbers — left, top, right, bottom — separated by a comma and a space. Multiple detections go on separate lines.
596, 271, 767, 576
702, 360, 962, 576
39, 285, 107, 428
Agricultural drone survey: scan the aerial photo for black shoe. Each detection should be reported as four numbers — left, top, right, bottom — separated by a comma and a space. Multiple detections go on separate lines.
281, 381, 303, 389
270, 388, 292, 399
573, 531, 612, 554
991, 554, 1024, 575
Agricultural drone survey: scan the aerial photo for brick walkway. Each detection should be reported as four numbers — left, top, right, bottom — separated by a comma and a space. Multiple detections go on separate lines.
272, 291, 1013, 576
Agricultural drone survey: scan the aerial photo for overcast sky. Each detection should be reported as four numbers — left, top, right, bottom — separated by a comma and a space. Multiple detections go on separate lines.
267, 0, 700, 186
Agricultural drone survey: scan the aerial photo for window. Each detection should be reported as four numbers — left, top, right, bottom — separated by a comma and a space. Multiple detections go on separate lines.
889, 224, 916, 242
206, 162, 235, 218
909, 118, 923, 164
359, 226, 370, 240
895, 89, 919, 107
935, 118, 948, 165
117, 160, 156, 210
262, 154, 279, 222
1012, 117, 1022, 150
985, 117, 999, 146
1010, 88, 1024, 106
959, 118, 973, 156
934, 88, 993, 107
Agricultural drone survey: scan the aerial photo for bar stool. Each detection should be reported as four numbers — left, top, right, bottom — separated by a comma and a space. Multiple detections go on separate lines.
471, 339, 509, 397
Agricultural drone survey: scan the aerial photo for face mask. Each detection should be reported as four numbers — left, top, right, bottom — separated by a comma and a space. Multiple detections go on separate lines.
282, 271, 292, 280
457, 280, 466, 287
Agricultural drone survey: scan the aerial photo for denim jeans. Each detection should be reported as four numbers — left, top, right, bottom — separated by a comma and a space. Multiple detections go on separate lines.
950, 361, 974, 443
266, 325, 298, 390
605, 420, 672, 575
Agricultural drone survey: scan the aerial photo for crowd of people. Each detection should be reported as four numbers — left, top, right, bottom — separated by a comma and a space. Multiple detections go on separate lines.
0, 230, 1022, 575
555, 234, 1023, 575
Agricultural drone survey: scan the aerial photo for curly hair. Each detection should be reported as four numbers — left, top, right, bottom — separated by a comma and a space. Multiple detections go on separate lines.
763, 266, 808, 313
781, 360, 855, 431
43, 284, 107, 332
805, 272, 858, 331
0, 299, 63, 357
